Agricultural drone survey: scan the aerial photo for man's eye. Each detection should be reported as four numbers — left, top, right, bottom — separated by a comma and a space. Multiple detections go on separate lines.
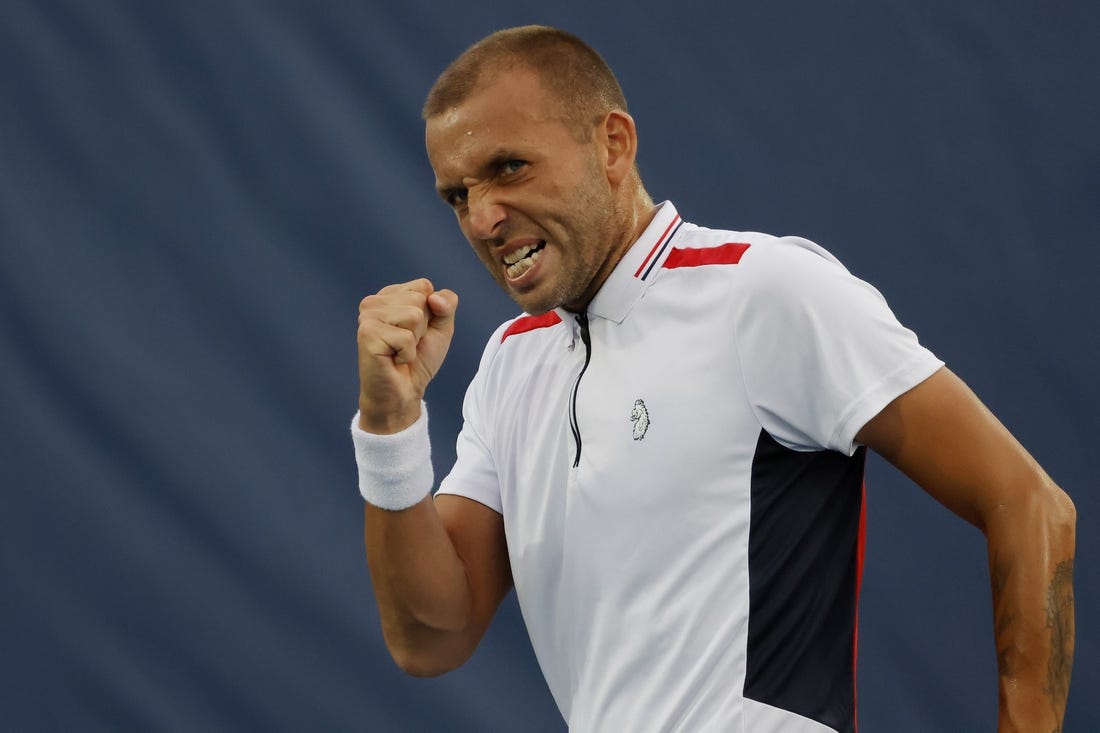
446, 189, 468, 207
501, 160, 527, 175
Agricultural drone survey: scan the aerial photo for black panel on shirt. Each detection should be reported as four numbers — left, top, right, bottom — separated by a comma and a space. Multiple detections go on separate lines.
744, 429, 866, 733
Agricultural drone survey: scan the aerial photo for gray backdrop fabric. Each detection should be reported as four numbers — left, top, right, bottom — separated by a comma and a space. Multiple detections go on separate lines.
2, 1, 1097, 730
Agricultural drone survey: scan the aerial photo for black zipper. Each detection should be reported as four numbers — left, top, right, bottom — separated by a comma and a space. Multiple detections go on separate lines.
569, 312, 592, 468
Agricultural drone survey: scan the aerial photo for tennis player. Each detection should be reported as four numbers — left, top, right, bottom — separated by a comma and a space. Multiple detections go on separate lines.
352, 26, 1075, 732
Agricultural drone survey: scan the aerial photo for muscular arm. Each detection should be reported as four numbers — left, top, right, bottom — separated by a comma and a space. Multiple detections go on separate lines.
365, 493, 512, 676
356, 280, 512, 675
857, 367, 1076, 732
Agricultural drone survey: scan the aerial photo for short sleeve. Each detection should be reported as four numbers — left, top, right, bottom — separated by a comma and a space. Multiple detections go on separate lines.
435, 325, 507, 514
732, 237, 944, 455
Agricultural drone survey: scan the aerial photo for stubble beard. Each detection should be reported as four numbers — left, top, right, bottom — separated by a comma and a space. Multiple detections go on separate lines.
503, 172, 619, 315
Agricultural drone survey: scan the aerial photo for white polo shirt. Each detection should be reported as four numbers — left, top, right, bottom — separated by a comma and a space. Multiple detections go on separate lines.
437, 202, 943, 732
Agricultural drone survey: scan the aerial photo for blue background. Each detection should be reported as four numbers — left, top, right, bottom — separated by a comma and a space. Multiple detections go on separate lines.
2, 1, 1097, 730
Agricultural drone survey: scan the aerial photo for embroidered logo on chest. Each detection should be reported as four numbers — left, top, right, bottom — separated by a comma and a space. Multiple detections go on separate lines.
630, 399, 650, 440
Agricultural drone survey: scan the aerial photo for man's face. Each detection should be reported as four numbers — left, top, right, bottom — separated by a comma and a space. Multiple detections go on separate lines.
425, 69, 619, 314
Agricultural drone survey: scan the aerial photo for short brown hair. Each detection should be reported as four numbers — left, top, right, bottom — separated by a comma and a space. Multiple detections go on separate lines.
422, 26, 628, 139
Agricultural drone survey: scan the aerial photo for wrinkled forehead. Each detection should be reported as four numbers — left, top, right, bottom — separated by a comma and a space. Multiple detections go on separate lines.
424, 71, 565, 176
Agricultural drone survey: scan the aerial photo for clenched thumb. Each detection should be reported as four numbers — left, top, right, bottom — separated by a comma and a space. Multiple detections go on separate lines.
426, 289, 458, 333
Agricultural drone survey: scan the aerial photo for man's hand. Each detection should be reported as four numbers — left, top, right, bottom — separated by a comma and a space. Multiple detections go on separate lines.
356, 279, 458, 433
355, 281, 511, 677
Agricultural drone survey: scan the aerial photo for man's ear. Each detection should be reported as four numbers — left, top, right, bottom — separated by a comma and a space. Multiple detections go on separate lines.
600, 110, 638, 187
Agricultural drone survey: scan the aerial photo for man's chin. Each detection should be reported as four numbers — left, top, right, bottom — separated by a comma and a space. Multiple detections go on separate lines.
510, 297, 558, 316
506, 285, 561, 316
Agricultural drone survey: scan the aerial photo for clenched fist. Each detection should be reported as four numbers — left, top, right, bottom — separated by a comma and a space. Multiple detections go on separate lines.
357, 279, 458, 434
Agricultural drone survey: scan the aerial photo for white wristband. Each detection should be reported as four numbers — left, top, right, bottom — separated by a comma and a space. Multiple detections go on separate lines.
350, 403, 434, 510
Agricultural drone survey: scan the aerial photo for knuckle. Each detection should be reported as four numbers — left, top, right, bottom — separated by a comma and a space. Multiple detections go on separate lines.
357, 306, 382, 328
392, 334, 416, 356
396, 327, 416, 346
360, 293, 391, 316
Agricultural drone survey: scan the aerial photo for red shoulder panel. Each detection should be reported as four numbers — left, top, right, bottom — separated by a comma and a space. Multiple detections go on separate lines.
500, 311, 562, 343
663, 242, 751, 269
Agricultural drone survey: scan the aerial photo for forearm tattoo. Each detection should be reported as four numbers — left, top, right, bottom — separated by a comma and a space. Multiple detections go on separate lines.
1045, 558, 1075, 730
990, 553, 1075, 732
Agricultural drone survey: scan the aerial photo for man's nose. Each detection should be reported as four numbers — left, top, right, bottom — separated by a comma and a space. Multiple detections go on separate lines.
466, 188, 507, 239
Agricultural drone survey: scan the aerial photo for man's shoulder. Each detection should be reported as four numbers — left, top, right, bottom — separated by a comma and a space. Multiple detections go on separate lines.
678, 223, 842, 265
497, 310, 563, 344
655, 222, 849, 291
471, 309, 568, 372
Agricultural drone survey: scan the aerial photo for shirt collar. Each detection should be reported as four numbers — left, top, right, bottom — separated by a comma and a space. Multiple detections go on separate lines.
554, 201, 683, 325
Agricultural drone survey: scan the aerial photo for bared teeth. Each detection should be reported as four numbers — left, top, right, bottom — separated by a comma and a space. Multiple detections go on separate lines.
503, 243, 531, 265
503, 240, 545, 265
505, 241, 545, 279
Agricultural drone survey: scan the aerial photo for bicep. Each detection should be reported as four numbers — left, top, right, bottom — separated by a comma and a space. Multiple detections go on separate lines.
435, 494, 513, 632
855, 366, 1056, 529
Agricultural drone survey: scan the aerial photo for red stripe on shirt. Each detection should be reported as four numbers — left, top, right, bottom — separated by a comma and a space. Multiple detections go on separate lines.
633, 214, 682, 278
500, 311, 562, 343
853, 481, 867, 732
663, 242, 751, 269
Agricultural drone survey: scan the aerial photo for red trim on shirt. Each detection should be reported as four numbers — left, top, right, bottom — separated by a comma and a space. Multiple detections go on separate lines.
500, 311, 562, 343
853, 481, 867, 732
633, 214, 682, 278
663, 242, 751, 269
